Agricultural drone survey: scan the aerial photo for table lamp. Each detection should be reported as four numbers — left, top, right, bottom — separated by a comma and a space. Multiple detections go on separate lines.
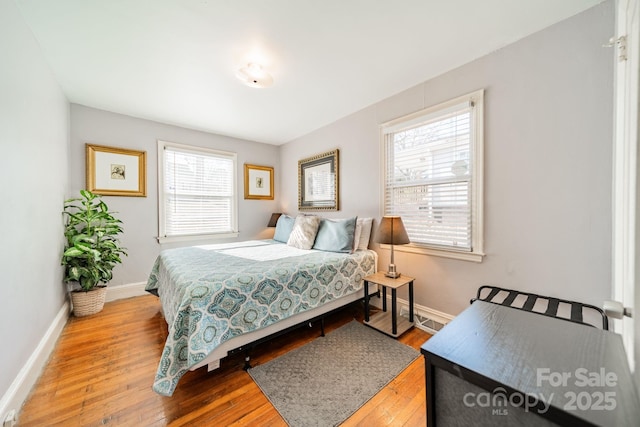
376, 216, 410, 278
267, 213, 282, 227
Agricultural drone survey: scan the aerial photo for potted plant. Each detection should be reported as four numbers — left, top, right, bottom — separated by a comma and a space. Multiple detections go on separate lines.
61, 189, 127, 316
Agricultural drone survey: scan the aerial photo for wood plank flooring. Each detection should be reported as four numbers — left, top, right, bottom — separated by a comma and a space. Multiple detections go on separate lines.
18, 294, 431, 426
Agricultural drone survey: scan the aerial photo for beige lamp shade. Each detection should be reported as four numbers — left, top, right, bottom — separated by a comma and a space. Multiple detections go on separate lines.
376, 216, 409, 278
376, 216, 410, 245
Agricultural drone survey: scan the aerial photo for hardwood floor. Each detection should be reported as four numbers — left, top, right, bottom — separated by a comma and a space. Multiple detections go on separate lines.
18, 295, 431, 426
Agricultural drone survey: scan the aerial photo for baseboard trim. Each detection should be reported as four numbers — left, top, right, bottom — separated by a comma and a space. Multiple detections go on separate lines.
376, 294, 455, 333
0, 282, 148, 423
0, 301, 70, 424
409, 301, 455, 326
105, 282, 148, 302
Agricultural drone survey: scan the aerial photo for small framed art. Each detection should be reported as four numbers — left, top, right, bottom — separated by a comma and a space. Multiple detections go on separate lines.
86, 144, 147, 197
244, 164, 274, 200
298, 149, 339, 211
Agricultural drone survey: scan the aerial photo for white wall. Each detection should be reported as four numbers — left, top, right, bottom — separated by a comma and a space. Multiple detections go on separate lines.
281, 1, 614, 316
69, 105, 280, 287
0, 0, 69, 412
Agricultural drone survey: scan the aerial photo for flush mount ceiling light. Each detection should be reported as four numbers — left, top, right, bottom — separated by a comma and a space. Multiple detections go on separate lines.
236, 63, 273, 88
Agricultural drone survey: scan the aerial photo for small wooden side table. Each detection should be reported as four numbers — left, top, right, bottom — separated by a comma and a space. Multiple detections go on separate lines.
363, 271, 414, 338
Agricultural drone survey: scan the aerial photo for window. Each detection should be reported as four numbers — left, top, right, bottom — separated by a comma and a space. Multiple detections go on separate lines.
381, 90, 484, 262
158, 140, 238, 243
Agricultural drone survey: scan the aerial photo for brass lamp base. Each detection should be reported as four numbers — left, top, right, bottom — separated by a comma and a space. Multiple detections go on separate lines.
384, 264, 401, 278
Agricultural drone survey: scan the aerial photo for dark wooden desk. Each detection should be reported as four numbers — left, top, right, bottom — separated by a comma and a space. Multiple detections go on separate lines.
421, 301, 640, 426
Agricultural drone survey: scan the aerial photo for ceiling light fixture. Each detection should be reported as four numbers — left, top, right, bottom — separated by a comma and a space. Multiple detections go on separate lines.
236, 63, 273, 88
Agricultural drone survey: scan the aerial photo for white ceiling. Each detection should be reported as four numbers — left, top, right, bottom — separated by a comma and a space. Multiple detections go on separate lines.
15, 0, 604, 145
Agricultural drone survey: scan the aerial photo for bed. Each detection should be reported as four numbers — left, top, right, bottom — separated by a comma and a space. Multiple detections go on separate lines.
145, 216, 377, 396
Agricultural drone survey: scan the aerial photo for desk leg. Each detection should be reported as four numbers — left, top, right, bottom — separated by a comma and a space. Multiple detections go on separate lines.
392, 288, 397, 336
425, 356, 436, 427
364, 280, 370, 322
409, 280, 414, 323
382, 286, 387, 312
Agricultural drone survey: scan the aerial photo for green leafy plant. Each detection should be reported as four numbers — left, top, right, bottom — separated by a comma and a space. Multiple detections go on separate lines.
62, 190, 127, 291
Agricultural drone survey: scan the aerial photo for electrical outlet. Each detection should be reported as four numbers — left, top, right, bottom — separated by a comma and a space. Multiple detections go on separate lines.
3, 410, 17, 427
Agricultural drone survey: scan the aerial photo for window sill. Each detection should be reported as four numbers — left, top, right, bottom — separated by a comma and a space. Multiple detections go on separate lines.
379, 243, 484, 263
157, 232, 239, 244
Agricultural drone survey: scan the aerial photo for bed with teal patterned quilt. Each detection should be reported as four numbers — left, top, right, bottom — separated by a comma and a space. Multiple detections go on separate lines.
145, 239, 377, 396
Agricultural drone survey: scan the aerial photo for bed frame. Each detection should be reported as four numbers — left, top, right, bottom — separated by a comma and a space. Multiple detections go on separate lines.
190, 280, 379, 372
148, 240, 379, 395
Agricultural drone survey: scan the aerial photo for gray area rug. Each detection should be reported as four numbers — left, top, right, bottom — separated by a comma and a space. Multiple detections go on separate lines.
248, 320, 420, 427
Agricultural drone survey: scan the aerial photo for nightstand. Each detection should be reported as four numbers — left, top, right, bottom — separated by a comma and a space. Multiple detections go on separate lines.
363, 271, 414, 338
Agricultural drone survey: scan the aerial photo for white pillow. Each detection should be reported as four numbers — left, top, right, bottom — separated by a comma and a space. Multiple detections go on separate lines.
287, 215, 321, 250
356, 217, 373, 250
352, 221, 362, 252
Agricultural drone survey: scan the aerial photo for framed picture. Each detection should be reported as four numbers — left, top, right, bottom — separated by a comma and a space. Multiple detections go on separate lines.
244, 164, 274, 200
298, 149, 339, 211
86, 144, 147, 197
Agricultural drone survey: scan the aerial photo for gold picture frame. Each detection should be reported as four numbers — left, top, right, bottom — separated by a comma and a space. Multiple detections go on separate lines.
86, 144, 147, 197
298, 149, 339, 211
244, 164, 274, 200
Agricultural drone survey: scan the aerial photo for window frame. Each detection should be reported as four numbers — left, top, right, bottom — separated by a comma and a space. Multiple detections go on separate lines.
379, 90, 485, 262
157, 140, 239, 244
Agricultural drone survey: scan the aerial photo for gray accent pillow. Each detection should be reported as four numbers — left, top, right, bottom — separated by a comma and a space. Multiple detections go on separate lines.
287, 215, 321, 249
313, 217, 357, 253
273, 215, 295, 243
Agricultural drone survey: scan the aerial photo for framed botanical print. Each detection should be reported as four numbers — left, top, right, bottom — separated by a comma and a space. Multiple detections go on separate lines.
86, 144, 146, 197
244, 164, 274, 200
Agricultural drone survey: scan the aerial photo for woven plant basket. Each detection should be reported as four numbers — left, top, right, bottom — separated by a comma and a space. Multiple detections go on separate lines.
71, 286, 107, 317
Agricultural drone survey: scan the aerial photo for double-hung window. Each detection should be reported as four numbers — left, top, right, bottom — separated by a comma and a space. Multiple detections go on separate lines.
381, 90, 484, 262
158, 140, 238, 243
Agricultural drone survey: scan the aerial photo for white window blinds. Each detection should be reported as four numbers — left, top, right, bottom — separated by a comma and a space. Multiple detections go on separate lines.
382, 90, 483, 257
159, 141, 237, 240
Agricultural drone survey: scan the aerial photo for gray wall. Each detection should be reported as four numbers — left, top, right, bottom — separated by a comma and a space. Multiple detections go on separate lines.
70, 105, 280, 286
280, 1, 614, 316
0, 0, 620, 407
0, 0, 69, 401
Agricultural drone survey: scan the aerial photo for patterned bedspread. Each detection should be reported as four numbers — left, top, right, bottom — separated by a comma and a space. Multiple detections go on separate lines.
145, 240, 376, 396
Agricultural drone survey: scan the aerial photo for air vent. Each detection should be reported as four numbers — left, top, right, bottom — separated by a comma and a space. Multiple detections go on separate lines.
400, 306, 447, 334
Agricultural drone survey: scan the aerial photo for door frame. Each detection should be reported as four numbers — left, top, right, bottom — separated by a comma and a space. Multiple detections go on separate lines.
612, 0, 639, 371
